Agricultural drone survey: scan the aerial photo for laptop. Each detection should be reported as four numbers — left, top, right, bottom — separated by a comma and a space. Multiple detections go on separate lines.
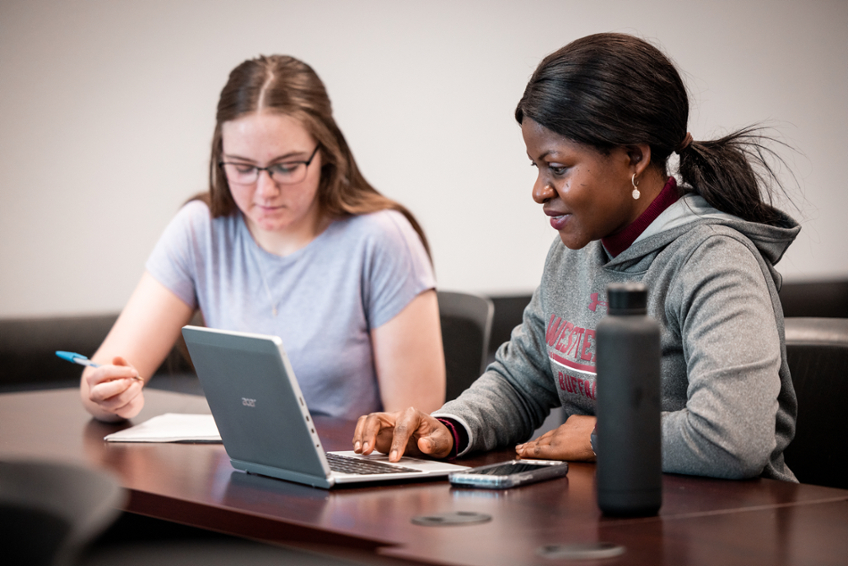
181, 325, 468, 488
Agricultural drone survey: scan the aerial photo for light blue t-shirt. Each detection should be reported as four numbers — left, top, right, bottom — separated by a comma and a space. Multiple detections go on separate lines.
145, 200, 435, 419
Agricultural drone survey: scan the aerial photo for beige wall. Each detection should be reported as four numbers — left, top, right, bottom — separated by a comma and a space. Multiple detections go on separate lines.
1, 0, 846, 317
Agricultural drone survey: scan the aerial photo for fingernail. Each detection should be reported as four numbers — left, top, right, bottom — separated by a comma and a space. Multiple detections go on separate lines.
354, 441, 361, 451
363, 442, 369, 452
390, 449, 398, 461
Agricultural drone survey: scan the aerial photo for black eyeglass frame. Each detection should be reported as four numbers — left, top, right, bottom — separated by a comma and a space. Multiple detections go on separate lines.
218, 146, 320, 185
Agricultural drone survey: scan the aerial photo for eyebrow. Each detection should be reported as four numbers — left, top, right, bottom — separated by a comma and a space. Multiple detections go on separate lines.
222, 150, 310, 163
528, 150, 554, 162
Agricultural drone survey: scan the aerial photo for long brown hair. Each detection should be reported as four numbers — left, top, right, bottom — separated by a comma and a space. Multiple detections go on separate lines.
203, 55, 431, 256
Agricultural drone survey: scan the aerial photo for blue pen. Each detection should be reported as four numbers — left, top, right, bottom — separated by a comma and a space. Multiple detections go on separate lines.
55, 351, 144, 382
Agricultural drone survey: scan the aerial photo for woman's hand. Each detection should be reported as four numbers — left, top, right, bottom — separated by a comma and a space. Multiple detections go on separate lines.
78, 271, 195, 422
81, 356, 145, 422
515, 414, 597, 462
352, 407, 454, 462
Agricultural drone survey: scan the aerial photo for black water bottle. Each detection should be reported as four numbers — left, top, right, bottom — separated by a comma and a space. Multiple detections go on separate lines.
595, 282, 662, 516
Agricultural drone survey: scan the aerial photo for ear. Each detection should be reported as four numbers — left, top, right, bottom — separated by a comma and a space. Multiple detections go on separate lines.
626, 144, 652, 178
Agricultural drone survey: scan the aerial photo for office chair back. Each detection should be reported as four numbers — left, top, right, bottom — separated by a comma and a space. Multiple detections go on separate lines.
0, 459, 125, 566
782, 317, 848, 489
437, 291, 494, 402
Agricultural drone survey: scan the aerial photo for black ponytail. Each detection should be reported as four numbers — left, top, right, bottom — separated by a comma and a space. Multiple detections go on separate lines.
516, 33, 794, 226
678, 126, 790, 225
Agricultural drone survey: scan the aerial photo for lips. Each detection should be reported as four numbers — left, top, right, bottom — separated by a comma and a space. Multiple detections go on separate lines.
256, 204, 285, 213
544, 208, 570, 231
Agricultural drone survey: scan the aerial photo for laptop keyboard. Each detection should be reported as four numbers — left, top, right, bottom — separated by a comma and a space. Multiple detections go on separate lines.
326, 453, 422, 475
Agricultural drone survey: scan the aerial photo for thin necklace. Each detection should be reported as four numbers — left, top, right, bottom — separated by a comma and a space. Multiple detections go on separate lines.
248, 239, 281, 317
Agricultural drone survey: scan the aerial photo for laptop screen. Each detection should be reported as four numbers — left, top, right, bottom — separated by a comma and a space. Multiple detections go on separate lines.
182, 326, 329, 479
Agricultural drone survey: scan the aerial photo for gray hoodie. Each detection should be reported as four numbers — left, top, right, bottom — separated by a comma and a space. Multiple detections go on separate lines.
434, 194, 800, 481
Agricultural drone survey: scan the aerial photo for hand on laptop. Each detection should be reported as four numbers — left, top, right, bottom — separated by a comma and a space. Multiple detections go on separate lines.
81, 356, 145, 422
353, 407, 454, 462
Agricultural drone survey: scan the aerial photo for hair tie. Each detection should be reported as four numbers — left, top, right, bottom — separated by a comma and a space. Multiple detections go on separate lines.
675, 132, 693, 154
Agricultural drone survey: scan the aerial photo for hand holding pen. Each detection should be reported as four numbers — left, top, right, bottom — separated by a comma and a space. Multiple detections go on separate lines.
59, 351, 146, 421
56, 351, 144, 382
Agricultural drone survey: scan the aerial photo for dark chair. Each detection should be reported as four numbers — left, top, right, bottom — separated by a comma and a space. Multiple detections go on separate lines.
0, 314, 120, 391
438, 291, 494, 402
0, 459, 125, 566
779, 280, 848, 318
0, 312, 202, 394
782, 317, 848, 489
486, 294, 533, 365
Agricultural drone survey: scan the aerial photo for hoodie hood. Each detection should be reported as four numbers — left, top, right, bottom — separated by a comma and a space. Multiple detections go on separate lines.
610, 193, 801, 268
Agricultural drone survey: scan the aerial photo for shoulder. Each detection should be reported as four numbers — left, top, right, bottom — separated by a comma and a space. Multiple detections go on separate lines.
333, 210, 424, 252
151, 200, 246, 263
341, 209, 415, 236
176, 198, 211, 219
169, 199, 243, 237
674, 222, 765, 265
647, 223, 773, 301
330, 211, 433, 289
167, 199, 213, 232
663, 223, 777, 313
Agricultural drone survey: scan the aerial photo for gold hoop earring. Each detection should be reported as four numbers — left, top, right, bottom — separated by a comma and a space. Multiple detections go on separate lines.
631, 174, 640, 200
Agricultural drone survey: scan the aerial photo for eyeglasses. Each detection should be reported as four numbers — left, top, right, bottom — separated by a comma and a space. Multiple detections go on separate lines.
219, 146, 320, 185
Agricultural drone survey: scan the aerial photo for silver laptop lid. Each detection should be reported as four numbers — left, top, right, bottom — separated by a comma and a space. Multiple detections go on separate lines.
181, 325, 332, 484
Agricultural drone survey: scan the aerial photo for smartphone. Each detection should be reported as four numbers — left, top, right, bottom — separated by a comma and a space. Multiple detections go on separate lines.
448, 459, 568, 489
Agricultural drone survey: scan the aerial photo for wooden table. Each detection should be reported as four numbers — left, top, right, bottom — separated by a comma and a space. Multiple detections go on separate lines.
1, 388, 847, 565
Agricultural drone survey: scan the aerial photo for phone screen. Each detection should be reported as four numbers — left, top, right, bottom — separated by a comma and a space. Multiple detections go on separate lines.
465, 462, 553, 475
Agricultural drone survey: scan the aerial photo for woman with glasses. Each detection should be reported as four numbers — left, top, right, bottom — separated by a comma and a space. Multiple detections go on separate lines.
80, 55, 445, 422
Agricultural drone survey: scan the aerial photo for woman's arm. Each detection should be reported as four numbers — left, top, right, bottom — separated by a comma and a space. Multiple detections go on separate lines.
370, 289, 445, 413
661, 234, 784, 478
80, 271, 194, 422
432, 284, 561, 456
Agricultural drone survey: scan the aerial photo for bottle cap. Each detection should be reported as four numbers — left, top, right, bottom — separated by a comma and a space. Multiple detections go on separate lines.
606, 282, 648, 314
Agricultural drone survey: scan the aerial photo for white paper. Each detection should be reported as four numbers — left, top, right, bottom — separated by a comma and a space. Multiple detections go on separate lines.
104, 413, 221, 443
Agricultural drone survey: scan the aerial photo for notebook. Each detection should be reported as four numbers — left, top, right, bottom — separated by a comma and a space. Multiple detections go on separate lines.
181, 325, 468, 488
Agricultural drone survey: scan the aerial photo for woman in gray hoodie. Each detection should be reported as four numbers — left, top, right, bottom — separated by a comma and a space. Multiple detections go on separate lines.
353, 32, 799, 481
